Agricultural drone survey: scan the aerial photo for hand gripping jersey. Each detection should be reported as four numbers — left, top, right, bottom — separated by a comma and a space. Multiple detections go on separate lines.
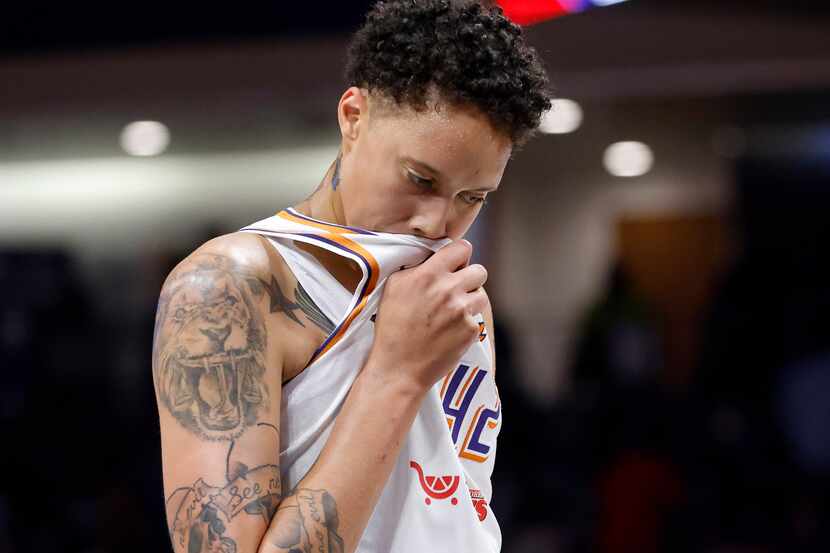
239, 208, 502, 552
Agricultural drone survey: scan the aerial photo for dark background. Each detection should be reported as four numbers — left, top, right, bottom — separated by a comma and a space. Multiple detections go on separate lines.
3, 1, 829, 552
4, 1, 830, 56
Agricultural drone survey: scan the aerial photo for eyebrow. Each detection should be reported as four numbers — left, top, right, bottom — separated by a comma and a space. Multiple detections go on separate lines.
403, 156, 499, 192
405, 157, 444, 179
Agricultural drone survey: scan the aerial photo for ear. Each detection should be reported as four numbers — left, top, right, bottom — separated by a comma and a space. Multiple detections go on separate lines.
337, 87, 368, 152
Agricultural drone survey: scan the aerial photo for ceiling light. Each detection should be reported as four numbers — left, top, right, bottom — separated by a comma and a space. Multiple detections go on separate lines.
603, 141, 654, 177
120, 121, 170, 157
539, 98, 583, 135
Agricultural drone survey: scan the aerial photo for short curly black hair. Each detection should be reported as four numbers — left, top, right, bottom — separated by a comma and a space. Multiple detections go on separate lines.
345, 0, 553, 146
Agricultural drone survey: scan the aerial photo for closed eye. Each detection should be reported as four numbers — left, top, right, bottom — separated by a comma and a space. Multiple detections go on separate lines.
408, 171, 434, 189
406, 167, 489, 206
461, 193, 488, 205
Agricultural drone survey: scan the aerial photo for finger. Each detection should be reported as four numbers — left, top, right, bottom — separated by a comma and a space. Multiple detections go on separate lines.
464, 287, 489, 317
451, 263, 488, 292
427, 239, 473, 273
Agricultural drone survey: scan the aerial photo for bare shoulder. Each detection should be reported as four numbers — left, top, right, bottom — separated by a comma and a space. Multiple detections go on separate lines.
156, 231, 338, 385
155, 231, 295, 356
167, 231, 284, 281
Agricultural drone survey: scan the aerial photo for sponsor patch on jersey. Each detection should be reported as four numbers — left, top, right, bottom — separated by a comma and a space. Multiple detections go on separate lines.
410, 460, 460, 506
469, 488, 489, 521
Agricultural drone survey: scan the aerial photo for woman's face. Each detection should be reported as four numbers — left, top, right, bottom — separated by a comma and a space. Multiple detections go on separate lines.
336, 87, 512, 240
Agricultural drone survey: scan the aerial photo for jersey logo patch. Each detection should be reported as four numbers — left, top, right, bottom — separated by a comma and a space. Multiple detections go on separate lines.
409, 460, 460, 505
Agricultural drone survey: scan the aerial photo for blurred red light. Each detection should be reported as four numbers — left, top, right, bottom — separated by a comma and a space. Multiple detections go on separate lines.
495, 0, 570, 25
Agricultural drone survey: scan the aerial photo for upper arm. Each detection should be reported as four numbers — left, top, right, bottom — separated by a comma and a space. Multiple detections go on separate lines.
152, 234, 286, 553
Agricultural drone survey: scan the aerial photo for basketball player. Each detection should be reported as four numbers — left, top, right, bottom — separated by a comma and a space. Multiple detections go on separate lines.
152, 1, 551, 552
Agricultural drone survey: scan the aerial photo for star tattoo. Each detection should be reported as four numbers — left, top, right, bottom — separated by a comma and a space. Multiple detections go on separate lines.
259, 275, 305, 327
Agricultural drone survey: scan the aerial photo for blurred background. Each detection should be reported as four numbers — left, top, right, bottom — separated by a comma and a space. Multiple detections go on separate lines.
3, 0, 829, 551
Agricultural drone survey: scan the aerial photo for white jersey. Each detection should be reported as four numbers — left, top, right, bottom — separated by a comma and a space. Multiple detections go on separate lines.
239, 208, 502, 552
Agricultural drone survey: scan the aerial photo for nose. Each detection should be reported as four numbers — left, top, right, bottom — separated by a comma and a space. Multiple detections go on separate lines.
409, 197, 451, 239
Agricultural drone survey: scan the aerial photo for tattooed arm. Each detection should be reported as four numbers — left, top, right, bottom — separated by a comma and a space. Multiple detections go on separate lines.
151, 230, 368, 553
155, 230, 463, 553
153, 233, 289, 553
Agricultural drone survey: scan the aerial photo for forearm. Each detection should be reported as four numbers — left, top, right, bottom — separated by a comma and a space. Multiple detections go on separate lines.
258, 356, 425, 553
